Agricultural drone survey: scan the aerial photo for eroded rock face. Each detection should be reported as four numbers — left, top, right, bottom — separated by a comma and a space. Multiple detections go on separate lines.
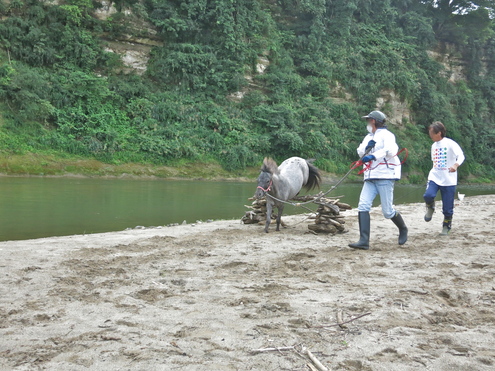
91, 3, 470, 122
94, 1, 118, 21
376, 90, 411, 127
427, 48, 466, 83
104, 42, 152, 75
378, 46, 470, 126
94, 1, 162, 74
329, 81, 354, 105
228, 54, 271, 102
256, 56, 270, 74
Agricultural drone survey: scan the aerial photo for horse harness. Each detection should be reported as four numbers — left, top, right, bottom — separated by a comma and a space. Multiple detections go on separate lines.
257, 179, 272, 193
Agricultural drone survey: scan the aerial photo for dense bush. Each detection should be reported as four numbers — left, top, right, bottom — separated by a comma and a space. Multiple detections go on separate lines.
0, 0, 493, 179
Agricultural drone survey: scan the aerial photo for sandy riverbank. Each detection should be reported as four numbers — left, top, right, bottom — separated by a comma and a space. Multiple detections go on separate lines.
1, 195, 494, 370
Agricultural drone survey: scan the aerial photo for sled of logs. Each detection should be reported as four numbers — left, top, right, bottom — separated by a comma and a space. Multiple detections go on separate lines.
241, 192, 351, 234
241, 197, 287, 227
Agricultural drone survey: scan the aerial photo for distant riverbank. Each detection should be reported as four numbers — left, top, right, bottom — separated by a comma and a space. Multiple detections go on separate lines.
1, 152, 493, 186
0, 152, 259, 180
0, 152, 351, 184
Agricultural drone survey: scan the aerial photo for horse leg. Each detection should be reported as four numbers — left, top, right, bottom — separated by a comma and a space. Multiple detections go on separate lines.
265, 202, 273, 233
276, 204, 284, 231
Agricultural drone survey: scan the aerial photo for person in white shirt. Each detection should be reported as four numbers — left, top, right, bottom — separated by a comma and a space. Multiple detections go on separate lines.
349, 110, 408, 250
423, 121, 465, 235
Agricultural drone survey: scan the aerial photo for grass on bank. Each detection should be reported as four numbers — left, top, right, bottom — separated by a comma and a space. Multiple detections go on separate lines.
0, 152, 262, 180
1, 152, 493, 186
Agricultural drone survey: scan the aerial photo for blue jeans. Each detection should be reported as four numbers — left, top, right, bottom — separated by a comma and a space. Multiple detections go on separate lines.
357, 179, 397, 219
423, 180, 456, 218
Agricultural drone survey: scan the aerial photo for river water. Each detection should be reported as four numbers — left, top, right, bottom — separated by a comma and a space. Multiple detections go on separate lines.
1, 177, 494, 242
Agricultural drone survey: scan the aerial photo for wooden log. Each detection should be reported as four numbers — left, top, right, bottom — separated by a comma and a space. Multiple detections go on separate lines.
250, 346, 294, 353
241, 211, 264, 224
290, 195, 317, 202
319, 204, 340, 215
305, 348, 329, 371
336, 310, 347, 329
289, 193, 351, 211
308, 223, 338, 234
243, 197, 272, 225
242, 218, 259, 224
315, 217, 329, 224
326, 218, 345, 229
325, 203, 341, 212
314, 199, 351, 211
317, 214, 342, 221
335, 202, 351, 210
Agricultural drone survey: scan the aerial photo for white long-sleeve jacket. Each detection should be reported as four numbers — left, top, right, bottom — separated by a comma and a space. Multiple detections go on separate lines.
357, 128, 401, 180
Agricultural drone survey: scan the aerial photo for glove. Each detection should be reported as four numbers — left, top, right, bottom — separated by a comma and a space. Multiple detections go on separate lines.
365, 140, 376, 151
362, 155, 376, 163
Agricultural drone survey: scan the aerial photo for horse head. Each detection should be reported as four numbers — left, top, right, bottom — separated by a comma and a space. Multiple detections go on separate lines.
254, 157, 279, 199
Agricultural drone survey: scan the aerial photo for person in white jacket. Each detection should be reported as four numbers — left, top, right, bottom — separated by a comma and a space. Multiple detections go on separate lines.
349, 110, 408, 250
423, 121, 465, 235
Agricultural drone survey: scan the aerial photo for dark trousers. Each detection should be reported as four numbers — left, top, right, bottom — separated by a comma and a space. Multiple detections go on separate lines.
423, 180, 456, 218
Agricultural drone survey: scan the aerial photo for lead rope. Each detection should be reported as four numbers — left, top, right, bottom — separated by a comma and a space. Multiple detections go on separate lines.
264, 147, 375, 207
258, 148, 376, 228
261, 148, 408, 228
353, 148, 409, 175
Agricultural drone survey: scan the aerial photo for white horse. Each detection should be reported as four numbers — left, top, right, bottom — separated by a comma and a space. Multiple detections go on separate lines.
254, 157, 321, 233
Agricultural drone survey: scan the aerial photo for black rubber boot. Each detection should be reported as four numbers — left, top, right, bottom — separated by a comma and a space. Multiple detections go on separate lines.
391, 211, 408, 245
349, 211, 370, 250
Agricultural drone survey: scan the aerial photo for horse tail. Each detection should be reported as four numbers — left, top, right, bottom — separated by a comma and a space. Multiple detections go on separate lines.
304, 159, 321, 191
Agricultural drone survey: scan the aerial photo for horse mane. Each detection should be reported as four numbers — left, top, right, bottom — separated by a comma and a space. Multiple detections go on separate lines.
304, 159, 321, 191
261, 157, 279, 175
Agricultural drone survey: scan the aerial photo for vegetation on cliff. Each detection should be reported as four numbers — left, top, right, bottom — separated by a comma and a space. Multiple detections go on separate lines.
0, 0, 494, 181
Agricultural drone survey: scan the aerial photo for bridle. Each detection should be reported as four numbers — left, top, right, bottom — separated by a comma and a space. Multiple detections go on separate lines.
257, 179, 272, 193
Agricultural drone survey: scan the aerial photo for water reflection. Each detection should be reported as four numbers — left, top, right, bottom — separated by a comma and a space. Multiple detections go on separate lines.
0, 177, 493, 241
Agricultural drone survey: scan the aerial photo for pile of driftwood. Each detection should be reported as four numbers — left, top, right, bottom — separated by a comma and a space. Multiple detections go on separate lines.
241, 197, 284, 226
303, 195, 351, 234
241, 193, 351, 234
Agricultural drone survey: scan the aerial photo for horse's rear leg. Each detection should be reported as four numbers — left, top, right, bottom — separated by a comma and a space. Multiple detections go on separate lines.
275, 205, 284, 231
